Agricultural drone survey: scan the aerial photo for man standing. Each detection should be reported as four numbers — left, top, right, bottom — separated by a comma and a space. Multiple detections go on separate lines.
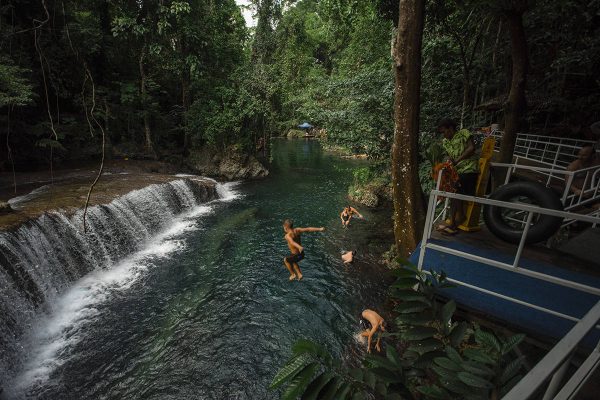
282, 219, 325, 281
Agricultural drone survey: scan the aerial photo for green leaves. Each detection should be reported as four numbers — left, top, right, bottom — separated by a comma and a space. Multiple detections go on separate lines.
270, 353, 313, 389
281, 363, 319, 400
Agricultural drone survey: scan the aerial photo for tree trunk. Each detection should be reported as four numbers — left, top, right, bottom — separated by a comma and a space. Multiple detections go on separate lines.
497, 8, 528, 170
139, 43, 155, 158
391, 0, 426, 258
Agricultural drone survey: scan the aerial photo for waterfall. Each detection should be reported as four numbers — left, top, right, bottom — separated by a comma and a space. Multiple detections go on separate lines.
0, 178, 220, 387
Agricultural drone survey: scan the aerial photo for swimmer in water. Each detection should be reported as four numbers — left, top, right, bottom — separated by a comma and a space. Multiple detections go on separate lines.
342, 250, 356, 264
360, 309, 385, 353
340, 205, 363, 228
283, 219, 325, 281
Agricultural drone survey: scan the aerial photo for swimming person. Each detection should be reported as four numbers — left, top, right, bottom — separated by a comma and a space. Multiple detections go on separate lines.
340, 205, 363, 228
342, 250, 356, 264
282, 219, 325, 281
360, 309, 386, 353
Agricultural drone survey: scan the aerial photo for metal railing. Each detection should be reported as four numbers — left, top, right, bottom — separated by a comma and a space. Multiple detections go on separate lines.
491, 162, 600, 227
418, 174, 600, 399
491, 131, 596, 169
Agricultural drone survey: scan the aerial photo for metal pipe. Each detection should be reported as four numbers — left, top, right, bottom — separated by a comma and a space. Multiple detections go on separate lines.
542, 354, 573, 400
513, 211, 534, 268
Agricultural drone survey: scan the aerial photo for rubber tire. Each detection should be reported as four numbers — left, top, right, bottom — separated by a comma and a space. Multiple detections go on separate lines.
483, 181, 564, 244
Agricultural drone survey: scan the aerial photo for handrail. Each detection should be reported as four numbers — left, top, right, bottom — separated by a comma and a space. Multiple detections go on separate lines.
419, 175, 600, 399
501, 301, 600, 400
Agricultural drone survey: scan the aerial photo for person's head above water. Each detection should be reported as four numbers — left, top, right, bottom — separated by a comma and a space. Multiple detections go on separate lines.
283, 219, 293, 232
437, 118, 458, 140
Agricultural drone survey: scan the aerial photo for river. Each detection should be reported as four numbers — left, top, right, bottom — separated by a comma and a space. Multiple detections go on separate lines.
5, 139, 393, 399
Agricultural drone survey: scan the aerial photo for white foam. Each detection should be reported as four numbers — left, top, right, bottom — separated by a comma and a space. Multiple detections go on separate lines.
11, 183, 239, 392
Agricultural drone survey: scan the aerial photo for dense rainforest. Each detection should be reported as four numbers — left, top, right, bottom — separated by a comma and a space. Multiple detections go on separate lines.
2, 0, 598, 174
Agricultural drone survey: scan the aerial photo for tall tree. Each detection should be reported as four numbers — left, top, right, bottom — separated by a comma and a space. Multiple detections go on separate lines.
497, 0, 528, 168
391, 0, 426, 257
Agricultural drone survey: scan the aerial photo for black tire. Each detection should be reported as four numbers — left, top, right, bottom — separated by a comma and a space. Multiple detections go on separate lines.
483, 181, 564, 244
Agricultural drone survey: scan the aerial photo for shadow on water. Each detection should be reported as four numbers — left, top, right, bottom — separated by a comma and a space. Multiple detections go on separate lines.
12, 139, 394, 400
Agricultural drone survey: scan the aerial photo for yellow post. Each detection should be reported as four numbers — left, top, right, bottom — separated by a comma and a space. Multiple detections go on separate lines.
458, 136, 496, 232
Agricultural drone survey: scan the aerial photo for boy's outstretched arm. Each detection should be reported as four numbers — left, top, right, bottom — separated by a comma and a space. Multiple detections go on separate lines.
297, 227, 325, 233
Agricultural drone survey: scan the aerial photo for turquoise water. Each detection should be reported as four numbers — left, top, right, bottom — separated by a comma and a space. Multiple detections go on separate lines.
15, 139, 393, 399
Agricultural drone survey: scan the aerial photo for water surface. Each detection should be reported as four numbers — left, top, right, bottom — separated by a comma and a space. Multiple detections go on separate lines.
10, 139, 393, 399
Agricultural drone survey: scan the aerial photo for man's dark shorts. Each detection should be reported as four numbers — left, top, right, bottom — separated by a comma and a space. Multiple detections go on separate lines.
285, 251, 305, 264
457, 172, 479, 195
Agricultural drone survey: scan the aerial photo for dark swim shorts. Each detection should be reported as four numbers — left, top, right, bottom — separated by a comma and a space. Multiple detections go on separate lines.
285, 251, 305, 263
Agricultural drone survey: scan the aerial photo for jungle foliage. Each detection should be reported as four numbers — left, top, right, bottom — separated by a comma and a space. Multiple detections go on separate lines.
271, 263, 527, 399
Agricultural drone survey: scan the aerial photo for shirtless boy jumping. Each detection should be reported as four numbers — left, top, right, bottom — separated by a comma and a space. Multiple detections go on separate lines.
282, 219, 325, 281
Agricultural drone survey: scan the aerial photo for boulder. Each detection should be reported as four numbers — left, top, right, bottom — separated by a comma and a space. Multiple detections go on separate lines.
186, 146, 269, 180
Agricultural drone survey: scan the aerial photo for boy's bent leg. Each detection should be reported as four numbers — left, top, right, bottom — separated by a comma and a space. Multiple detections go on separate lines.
283, 257, 296, 280
292, 262, 303, 281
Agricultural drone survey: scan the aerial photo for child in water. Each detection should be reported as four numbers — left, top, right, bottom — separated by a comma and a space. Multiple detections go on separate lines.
282, 219, 325, 281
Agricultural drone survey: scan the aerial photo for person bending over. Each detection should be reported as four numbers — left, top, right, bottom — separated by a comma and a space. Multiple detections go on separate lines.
436, 118, 479, 235
567, 145, 600, 198
360, 309, 386, 353
340, 205, 363, 228
282, 219, 325, 281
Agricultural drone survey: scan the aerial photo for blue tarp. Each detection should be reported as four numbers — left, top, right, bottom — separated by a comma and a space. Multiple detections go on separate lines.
298, 122, 313, 129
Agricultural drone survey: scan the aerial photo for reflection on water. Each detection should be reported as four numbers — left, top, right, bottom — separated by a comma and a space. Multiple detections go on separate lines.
12, 139, 394, 400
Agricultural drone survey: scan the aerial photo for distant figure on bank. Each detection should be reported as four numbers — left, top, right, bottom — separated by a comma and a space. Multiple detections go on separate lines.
340, 205, 363, 228
342, 250, 356, 264
360, 309, 386, 353
436, 118, 479, 235
283, 219, 325, 281
566, 145, 600, 199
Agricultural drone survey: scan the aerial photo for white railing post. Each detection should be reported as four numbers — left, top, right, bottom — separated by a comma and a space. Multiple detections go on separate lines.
542, 354, 573, 400
513, 211, 534, 268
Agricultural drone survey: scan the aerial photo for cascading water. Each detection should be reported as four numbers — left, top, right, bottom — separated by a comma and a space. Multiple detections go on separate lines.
0, 178, 224, 390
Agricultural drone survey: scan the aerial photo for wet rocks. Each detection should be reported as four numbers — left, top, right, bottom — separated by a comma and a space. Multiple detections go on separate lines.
0, 202, 12, 214
186, 146, 269, 180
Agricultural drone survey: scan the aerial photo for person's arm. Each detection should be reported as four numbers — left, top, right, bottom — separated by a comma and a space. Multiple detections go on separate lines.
285, 234, 304, 253
453, 137, 476, 165
350, 207, 363, 218
296, 227, 325, 233
340, 212, 345, 224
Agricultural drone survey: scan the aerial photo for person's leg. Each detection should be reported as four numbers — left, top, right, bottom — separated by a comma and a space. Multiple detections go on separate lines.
283, 257, 296, 280
293, 262, 303, 280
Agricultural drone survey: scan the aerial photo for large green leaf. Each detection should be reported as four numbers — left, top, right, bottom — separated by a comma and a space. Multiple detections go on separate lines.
403, 326, 438, 340
501, 334, 525, 355
463, 348, 496, 365
348, 368, 364, 381
431, 364, 459, 381
370, 367, 403, 384
449, 321, 469, 347
363, 370, 376, 389
395, 301, 428, 314
329, 381, 350, 400
391, 277, 421, 289
445, 346, 463, 364
270, 353, 312, 388
416, 384, 449, 399
457, 371, 494, 389
408, 338, 444, 355
461, 361, 495, 377
440, 300, 456, 326
439, 377, 473, 395
475, 330, 501, 352
434, 357, 462, 371
500, 355, 525, 384
292, 339, 328, 359
364, 354, 398, 371
386, 345, 402, 368
396, 314, 433, 327
390, 289, 431, 304
414, 350, 446, 369
301, 372, 333, 400
281, 363, 320, 400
